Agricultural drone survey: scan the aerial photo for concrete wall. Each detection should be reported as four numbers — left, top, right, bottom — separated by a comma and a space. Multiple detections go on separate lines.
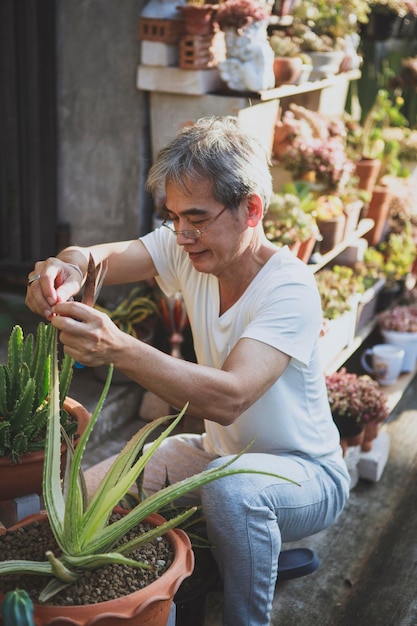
56, 0, 151, 247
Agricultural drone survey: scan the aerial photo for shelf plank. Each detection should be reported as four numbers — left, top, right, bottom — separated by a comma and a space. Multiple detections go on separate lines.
257, 69, 362, 102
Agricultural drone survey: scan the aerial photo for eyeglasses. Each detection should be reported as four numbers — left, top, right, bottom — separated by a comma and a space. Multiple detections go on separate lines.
162, 206, 229, 240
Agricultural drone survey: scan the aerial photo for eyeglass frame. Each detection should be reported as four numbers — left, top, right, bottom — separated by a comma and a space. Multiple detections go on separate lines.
161, 205, 229, 240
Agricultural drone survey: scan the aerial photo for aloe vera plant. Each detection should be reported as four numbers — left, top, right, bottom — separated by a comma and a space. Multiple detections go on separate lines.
95, 284, 159, 339
0, 323, 75, 462
0, 327, 297, 603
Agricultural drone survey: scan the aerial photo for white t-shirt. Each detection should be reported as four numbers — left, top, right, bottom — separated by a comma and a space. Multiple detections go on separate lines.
141, 227, 342, 459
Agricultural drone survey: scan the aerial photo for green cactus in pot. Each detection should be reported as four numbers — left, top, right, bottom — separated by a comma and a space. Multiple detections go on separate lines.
0, 322, 75, 463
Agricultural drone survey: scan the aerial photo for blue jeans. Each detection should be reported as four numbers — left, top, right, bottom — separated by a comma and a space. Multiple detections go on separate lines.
142, 435, 350, 626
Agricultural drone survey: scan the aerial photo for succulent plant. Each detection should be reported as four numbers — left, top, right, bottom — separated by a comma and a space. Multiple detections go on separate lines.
0, 323, 75, 462
325, 368, 390, 427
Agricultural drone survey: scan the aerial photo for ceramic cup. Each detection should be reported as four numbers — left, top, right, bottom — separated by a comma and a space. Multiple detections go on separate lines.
361, 344, 405, 386
381, 329, 417, 373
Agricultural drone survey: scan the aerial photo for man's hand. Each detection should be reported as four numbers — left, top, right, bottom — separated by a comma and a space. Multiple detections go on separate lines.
25, 258, 84, 320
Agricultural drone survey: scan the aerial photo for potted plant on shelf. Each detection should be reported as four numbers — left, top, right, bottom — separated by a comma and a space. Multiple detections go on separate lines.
345, 89, 409, 201
314, 195, 347, 254
364, 223, 417, 307
268, 31, 312, 86
316, 265, 363, 370
0, 328, 295, 624
263, 192, 320, 262
0, 322, 89, 502
289, 0, 370, 78
325, 367, 390, 454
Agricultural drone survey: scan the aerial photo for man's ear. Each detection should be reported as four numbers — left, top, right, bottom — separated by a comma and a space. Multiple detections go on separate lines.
246, 195, 264, 227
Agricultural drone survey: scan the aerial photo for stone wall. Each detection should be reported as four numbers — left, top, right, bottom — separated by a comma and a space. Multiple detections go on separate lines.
56, 0, 151, 247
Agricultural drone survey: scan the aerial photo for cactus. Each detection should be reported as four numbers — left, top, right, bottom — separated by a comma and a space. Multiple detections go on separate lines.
0, 589, 35, 626
0, 322, 76, 463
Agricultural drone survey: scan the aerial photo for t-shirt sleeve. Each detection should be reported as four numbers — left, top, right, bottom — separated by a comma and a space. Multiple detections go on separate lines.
140, 227, 184, 296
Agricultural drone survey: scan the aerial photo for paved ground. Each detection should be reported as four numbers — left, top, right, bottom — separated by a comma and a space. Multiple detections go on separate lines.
2, 286, 417, 625
204, 383, 417, 626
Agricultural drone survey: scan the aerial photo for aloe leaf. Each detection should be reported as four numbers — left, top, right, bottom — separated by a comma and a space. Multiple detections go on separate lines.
79, 411, 184, 546
45, 551, 79, 582
62, 552, 152, 571
63, 364, 114, 551
90, 464, 294, 556
113, 507, 197, 557
42, 328, 66, 551
0, 560, 53, 577
38, 579, 72, 604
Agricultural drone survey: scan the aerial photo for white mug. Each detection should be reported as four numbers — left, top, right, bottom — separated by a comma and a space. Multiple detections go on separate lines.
360, 344, 405, 386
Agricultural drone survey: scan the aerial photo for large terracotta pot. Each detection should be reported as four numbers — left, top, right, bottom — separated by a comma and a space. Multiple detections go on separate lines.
0, 510, 194, 626
0, 397, 90, 502
364, 185, 392, 246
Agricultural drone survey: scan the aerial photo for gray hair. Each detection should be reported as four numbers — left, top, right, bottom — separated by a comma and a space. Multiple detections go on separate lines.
146, 116, 273, 214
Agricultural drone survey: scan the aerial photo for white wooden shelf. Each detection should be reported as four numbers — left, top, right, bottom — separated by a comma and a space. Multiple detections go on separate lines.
257, 69, 362, 102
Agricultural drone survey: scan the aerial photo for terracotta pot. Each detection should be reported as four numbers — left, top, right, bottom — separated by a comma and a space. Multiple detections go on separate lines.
273, 57, 303, 87
364, 185, 392, 247
354, 159, 381, 195
177, 4, 218, 36
0, 398, 90, 502
316, 214, 346, 254
297, 236, 316, 264
0, 510, 194, 626
361, 422, 379, 453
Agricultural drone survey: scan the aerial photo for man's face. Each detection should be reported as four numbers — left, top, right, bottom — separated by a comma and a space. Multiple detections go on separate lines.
164, 179, 250, 277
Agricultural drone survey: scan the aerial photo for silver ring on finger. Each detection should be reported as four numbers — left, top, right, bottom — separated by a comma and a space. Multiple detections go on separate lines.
28, 274, 41, 286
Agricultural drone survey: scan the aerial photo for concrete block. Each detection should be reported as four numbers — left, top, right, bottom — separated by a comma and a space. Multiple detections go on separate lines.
137, 65, 224, 95
358, 430, 391, 482
140, 40, 178, 67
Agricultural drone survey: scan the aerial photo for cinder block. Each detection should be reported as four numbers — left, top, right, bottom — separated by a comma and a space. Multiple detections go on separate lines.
358, 430, 391, 482
141, 40, 178, 67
